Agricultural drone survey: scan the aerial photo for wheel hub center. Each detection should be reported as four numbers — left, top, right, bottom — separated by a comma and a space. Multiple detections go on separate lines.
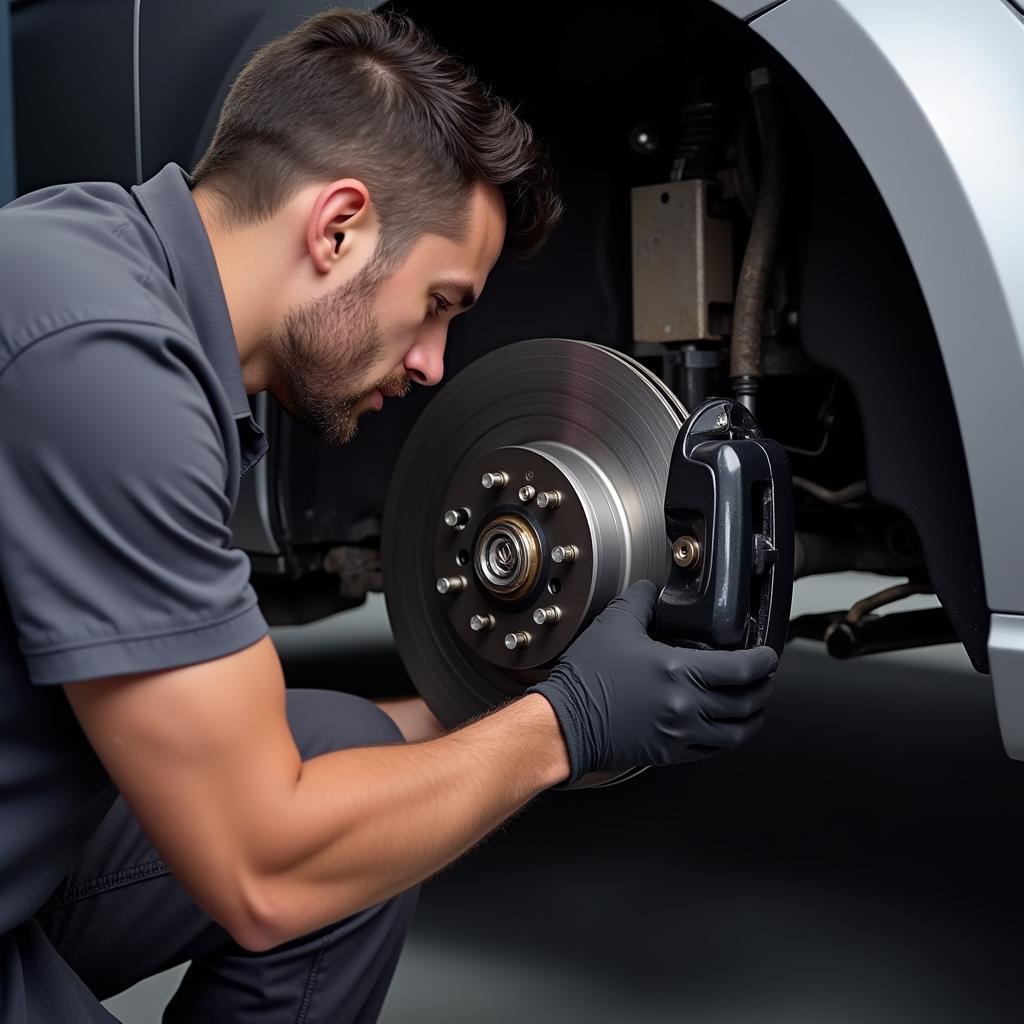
432, 442, 627, 669
475, 515, 540, 599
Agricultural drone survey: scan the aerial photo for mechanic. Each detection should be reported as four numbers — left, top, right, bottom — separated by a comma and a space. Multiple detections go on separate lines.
0, 9, 778, 1022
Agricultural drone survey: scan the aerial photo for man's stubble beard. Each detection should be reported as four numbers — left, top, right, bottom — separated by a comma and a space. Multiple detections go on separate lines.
272, 256, 411, 447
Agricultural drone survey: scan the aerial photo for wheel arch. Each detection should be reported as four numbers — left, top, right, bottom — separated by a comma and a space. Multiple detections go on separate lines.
719, 0, 1024, 616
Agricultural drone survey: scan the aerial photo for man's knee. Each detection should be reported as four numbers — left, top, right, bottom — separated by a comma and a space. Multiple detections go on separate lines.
285, 689, 404, 761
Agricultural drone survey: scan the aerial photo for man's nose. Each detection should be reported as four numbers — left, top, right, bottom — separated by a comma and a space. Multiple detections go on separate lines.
404, 331, 446, 387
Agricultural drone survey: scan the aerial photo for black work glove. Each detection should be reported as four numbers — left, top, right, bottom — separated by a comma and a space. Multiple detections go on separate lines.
526, 580, 778, 784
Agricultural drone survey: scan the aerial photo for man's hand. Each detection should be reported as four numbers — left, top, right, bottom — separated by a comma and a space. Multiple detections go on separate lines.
528, 580, 778, 784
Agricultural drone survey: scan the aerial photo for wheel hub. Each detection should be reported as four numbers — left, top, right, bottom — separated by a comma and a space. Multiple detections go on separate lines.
474, 514, 540, 599
383, 338, 687, 733
431, 439, 633, 669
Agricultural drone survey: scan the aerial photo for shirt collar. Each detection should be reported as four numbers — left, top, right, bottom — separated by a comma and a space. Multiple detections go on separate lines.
131, 164, 267, 474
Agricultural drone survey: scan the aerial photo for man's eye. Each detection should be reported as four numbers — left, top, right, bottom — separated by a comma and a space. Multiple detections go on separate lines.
430, 294, 451, 318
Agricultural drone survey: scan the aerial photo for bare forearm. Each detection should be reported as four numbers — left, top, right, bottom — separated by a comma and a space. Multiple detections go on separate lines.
64, 640, 569, 953
252, 693, 568, 946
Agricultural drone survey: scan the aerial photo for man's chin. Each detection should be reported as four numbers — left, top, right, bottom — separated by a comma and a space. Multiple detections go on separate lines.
271, 387, 384, 448
285, 402, 360, 448
328, 394, 381, 446
321, 414, 360, 448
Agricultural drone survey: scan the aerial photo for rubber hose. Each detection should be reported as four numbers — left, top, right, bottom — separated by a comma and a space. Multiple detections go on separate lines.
730, 68, 785, 413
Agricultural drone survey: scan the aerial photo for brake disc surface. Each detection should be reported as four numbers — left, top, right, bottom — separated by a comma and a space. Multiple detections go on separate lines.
383, 338, 687, 732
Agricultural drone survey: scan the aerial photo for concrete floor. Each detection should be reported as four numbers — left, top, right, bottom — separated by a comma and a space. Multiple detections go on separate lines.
104, 575, 1024, 1023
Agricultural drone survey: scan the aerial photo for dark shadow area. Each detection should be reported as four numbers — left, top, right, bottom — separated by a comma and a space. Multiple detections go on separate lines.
370, 642, 1024, 1023
281, 643, 413, 700
273, 596, 417, 701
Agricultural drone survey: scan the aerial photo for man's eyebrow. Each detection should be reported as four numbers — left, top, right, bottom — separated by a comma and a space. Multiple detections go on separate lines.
435, 279, 477, 310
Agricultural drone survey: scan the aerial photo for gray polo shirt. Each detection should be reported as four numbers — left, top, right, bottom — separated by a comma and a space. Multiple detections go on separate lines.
0, 163, 269, 937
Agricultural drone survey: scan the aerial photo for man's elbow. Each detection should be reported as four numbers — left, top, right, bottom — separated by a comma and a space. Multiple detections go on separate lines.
221, 873, 359, 953
200, 870, 287, 953
221, 880, 292, 953
227, 909, 286, 955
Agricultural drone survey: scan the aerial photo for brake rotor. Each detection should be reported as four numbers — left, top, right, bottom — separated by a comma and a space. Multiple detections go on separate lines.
383, 338, 687, 738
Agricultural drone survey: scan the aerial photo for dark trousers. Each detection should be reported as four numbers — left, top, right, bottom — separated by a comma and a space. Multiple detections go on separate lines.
4, 690, 419, 1023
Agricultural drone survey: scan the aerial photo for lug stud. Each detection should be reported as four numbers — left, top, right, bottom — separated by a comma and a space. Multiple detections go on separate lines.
470, 613, 496, 632
481, 471, 509, 490
550, 544, 579, 564
535, 490, 562, 509
436, 575, 467, 594
504, 630, 532, 650
443, 508, 470, 529
518, 485, 537, 503
532, 606, 562, 625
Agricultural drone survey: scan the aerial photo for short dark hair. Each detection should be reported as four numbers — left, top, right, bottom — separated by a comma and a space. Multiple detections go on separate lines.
191, 8, 562, 263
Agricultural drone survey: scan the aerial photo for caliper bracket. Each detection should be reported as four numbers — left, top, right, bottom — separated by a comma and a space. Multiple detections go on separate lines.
655, 398, 794, 657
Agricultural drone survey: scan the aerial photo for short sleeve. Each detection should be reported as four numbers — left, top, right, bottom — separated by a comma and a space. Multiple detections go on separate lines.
0, 323, 267, 684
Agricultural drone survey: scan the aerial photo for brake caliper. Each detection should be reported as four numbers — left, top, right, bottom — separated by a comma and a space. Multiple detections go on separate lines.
655, 398, 793, 658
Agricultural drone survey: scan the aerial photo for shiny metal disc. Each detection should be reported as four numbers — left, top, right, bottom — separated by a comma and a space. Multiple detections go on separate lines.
383, 339, 687, 732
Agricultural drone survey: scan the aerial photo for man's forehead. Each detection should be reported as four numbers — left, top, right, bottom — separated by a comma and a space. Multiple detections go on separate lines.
413, 189, 505, 289
447, 182, 505, 259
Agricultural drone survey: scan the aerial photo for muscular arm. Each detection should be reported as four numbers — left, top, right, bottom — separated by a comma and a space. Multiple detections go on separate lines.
64, 637, 569, 952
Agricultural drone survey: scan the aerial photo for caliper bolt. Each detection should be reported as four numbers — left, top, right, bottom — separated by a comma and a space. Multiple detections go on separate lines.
535, 490, 562, 510
504, 631, 532, 651
436, 575, 467, 595
481, 471, 509, 490
551, 544, 579, 565
470, 613, 496, 632
443, 508, 470, 529
532, 606, 562, 626
672, 536, 702, 570
518, 485, 537, 503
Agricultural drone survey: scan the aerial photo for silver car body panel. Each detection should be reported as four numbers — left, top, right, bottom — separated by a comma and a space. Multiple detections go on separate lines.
716, 0, 1024, 751
713, 0, 790, 19
990, 615, 1024, 759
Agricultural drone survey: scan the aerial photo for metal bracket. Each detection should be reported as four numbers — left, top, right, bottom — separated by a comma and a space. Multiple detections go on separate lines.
655, 398, 794, 656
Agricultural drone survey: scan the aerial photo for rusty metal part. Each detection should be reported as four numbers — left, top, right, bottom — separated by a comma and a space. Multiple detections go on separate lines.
631, 178, 733, 343
730, 67, 785, 412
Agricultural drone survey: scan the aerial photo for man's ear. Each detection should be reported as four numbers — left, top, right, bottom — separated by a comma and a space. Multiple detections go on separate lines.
306, 179, 375, 275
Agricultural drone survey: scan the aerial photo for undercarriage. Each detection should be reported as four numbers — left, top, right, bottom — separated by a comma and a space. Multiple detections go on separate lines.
244, 1, 987, 708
